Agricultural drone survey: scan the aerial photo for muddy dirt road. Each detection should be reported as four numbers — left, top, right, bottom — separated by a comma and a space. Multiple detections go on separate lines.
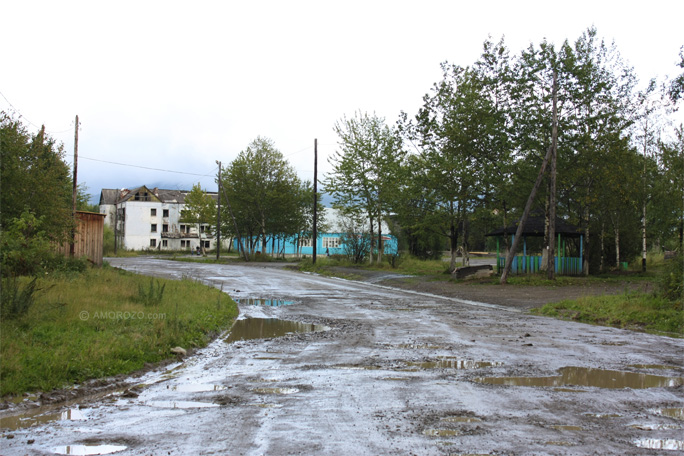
2, 258, 683, 455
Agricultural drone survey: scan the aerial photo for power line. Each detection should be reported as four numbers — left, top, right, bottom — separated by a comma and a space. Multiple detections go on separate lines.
79, 155, 216, 177
0, 90, 74, 134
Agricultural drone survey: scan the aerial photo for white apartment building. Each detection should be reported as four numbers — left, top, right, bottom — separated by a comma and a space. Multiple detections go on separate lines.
99, 186, 219, 251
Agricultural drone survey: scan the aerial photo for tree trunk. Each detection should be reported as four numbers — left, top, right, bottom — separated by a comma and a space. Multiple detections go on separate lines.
500, 143, 555, 284
449, 215, 459, 272
615, 222, 621, 269
599, 220, 605, 273
461, 216, 470, 267
583, 205, 590, 276
541, 194, 550, 271
368, 216, 375, 264
377, 215, 383, 265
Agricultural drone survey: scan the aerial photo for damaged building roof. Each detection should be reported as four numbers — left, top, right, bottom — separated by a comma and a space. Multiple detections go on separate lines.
99, 186, 218, 205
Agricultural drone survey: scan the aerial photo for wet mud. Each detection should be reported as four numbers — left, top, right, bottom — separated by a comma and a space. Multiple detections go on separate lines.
1, 257, 682, 455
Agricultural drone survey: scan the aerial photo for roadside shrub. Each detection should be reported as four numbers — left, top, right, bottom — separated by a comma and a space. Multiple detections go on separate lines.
138, 278, 166, 306
658, 253, 683, 302
1, 211, 53, 276
0, 276, 39, 319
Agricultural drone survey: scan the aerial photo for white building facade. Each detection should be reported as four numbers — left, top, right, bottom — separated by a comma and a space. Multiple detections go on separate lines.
99, 186, 219, 251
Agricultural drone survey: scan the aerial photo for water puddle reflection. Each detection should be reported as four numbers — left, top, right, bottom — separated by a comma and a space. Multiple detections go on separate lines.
441, 416, 482, 423
225, 318, 328, 342
550, 425, 582, 431
653, 407, 684, 420
146, 401, 219, 408
634, 439, 684, 450
475, 367, 684, 389
0, 408, 85, 431
252, 387, 299, 395
404, 358, 503, 370
237, 298, 295, 307
423, 429, 460, 437
167, 384, 227, 393
52, 445, 127, 455
632, 423, 683, 430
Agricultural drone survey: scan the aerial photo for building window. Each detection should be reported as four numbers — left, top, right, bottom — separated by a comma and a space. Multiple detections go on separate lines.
163, 224, 169, 233
322, 237, 340, 249
298, 238, 312, 248
203, 240, 210, 248
151, 208, 157, 216
181, 240, 187, 248
163, 209, 169, 218
180, 224, 187, 233
162, 240, 168, 247
151, 224, 157, 233
150, 239, 157, 248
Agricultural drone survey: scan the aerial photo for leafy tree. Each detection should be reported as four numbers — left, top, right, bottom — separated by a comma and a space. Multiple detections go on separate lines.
658, 125, 684, 250
400, 59, 510, 271
325, 112, 403, 265
180, 183, 216, 255
668, 46, 684, 104
219, 137, 306, 258
1, 112, 73, 242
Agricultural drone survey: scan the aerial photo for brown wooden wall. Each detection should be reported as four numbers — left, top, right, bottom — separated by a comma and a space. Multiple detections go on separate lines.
57, 211, 106, 266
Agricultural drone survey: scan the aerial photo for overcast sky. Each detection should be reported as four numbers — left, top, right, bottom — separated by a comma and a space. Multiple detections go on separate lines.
2, 1, 683, 203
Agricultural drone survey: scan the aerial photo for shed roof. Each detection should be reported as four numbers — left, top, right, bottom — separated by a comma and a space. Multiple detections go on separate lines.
485, 213, 582, 238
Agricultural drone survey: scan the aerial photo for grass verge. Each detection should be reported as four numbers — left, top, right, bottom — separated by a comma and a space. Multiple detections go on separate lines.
531, 292, 683, 337
0, 266, 238, 397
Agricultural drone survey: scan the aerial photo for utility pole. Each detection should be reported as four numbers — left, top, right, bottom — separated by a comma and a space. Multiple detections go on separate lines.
547, 71, 558, 280
70, 115, 79, 257
216, 161, 221, 261
312, 139, 318, 264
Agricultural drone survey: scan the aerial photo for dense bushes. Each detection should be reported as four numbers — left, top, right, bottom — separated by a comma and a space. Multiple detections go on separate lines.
658, 254, 683, 302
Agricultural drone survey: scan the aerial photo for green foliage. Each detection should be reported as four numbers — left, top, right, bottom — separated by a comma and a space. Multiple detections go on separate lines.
219, 137, 313, 258
0, 268, 238, 396
0, 211, 87, 277
0, 277, 39, 319
137, 278, 166, 307
658, 254, 683, 302
533, 292, 683, 336
1, 211, 53, 277
325, 112, 404, 265
0, 112, 73, 242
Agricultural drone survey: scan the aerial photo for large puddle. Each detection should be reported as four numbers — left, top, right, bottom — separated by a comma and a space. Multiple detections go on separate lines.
403, 358, 503, 370
225, 318, 327, 342
0, 408, 86, 431
475, 367, 684, 389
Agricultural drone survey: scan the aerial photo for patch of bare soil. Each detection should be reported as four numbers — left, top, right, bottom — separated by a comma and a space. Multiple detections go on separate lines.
331, 267, 653, 310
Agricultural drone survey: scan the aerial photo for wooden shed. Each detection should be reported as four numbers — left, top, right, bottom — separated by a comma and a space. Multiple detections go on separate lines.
57, 211, 106, 266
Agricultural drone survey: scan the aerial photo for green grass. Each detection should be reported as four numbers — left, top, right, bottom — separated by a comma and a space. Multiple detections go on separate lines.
532, 292, 683, 336
0, 266, 238, 397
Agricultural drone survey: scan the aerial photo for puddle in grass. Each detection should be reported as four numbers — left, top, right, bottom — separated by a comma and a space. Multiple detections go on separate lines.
474, 367, 684, 389
404, 358, 503, 370
634, 439, 684, 450
225, 318, 327, 342
1, 408, 86, 431
52, 445, 127, 455
237, 298, 295, 307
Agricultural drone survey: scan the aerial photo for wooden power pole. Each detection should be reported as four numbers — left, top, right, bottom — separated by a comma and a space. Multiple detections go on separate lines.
70, 115, 79, 257
547, 71, 558, 280
312, 139, 318, 264
216, 160, 221, 260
